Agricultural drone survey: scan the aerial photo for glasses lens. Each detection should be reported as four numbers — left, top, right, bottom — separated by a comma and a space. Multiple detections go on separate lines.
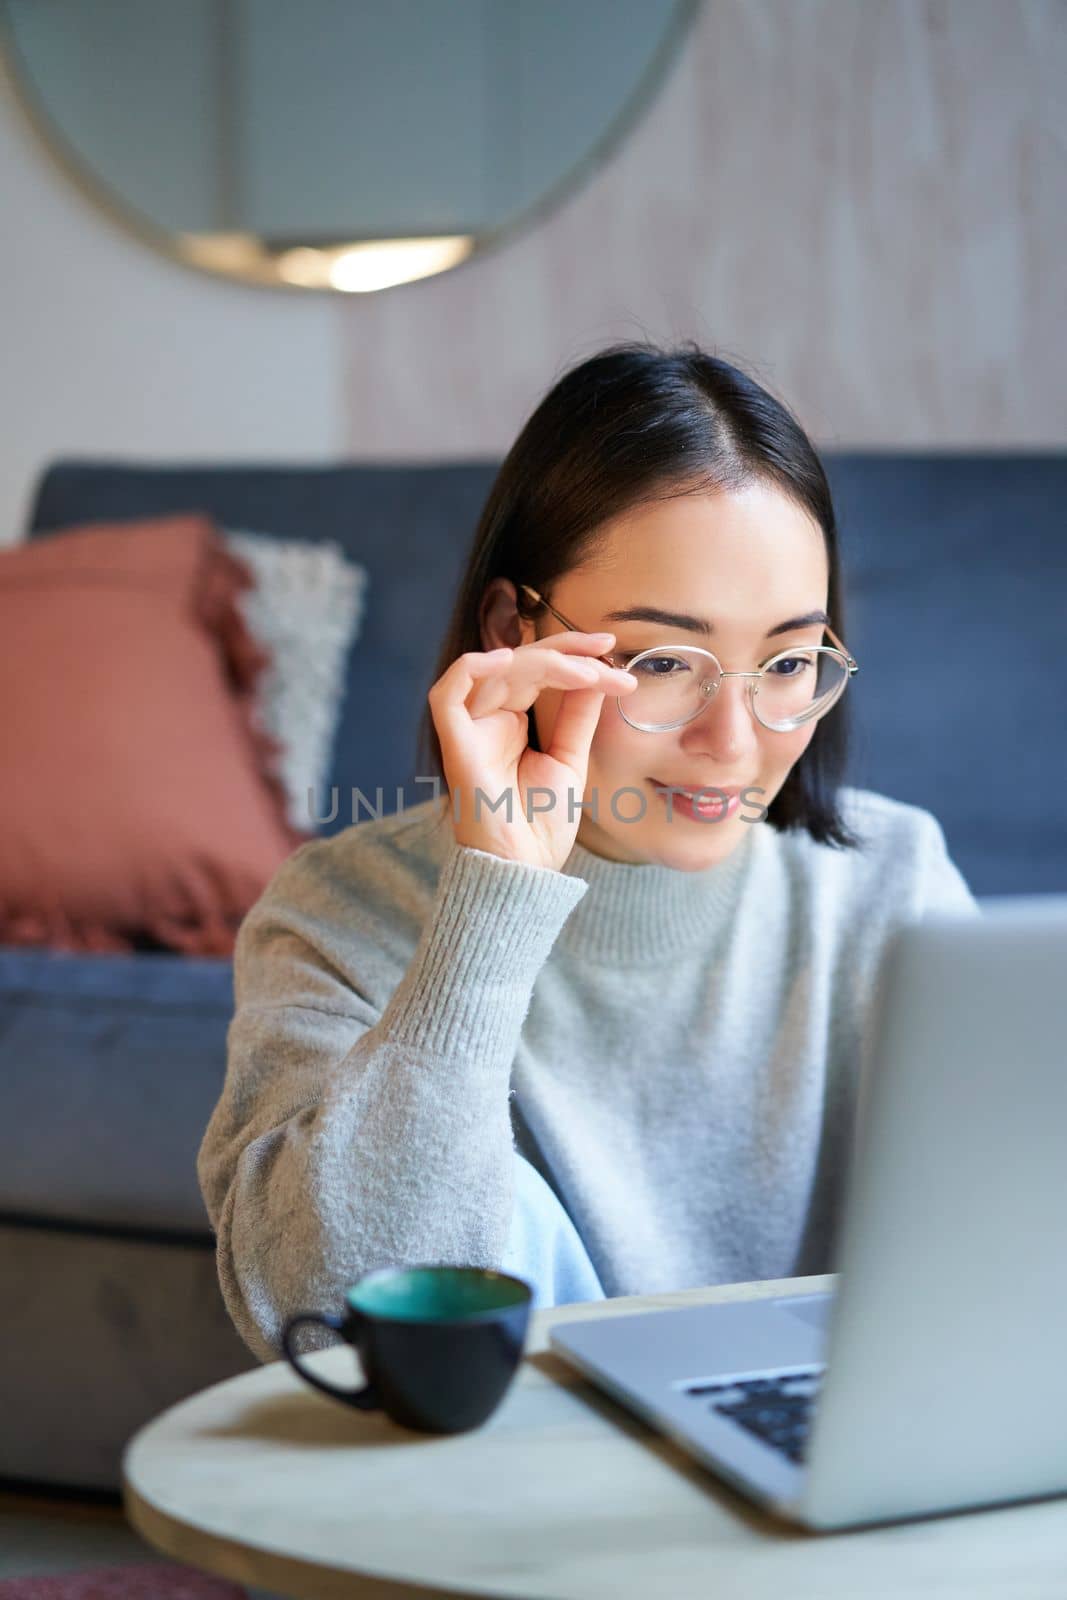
617, 648, 720, 731
754, 648, 849, 730
616, 647, 849, 732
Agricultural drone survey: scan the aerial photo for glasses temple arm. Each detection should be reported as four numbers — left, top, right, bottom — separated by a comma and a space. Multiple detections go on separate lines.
824, 623, 859, 673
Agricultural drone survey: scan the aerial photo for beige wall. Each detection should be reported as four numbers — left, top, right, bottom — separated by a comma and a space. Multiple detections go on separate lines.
340, 0, 1067, 456
0, 52, 346, 544
2, 1, 1064, 543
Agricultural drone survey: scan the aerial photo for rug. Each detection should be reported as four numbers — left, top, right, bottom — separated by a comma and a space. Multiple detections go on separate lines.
0, 1565, 247, 1599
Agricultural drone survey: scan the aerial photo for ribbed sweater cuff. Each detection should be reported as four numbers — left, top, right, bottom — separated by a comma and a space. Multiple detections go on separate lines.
386, 841, 588, 1059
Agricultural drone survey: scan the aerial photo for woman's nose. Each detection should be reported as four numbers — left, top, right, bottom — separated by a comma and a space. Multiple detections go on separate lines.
678, 673, 760, 758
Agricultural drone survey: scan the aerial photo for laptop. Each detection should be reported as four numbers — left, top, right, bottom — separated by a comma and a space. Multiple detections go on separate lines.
549, 894, 1067, 1531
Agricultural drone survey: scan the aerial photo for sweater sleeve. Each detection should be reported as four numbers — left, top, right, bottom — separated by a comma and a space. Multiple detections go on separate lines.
915, 812, 982, 921
197, 838, 588, 1363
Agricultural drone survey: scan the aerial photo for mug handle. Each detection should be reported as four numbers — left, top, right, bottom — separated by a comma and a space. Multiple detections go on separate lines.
281, 1309, 382, 1410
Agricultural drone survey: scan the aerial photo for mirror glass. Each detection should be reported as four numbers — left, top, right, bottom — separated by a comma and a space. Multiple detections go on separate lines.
2, 0, 697, 292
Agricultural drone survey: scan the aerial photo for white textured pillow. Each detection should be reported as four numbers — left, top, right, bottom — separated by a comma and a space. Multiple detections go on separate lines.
222, 530, 367, 834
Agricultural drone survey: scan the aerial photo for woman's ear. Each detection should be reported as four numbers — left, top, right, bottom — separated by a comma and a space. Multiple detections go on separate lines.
479, 578, 531, 651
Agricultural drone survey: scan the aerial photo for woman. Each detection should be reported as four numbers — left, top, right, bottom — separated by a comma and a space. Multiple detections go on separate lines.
198, 343, 976, 1363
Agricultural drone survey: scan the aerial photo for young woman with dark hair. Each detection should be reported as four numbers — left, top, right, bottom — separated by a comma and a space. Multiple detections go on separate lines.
198, 343, 976, 1363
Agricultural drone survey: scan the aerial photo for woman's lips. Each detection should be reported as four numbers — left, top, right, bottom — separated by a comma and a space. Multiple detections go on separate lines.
650, 782, 743, 821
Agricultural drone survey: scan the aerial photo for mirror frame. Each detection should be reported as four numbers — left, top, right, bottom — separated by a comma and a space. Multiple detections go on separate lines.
0, 0, 703, 294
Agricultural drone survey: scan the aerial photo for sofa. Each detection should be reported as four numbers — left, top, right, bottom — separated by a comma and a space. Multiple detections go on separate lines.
2, 453, 1065, 1492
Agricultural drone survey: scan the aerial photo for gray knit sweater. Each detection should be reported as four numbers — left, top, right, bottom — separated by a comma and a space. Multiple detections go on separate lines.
197, 788, 979, 1363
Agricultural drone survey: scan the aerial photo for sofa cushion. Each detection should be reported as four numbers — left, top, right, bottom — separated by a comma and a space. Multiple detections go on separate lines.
0, 1221, 256, 1488
0, 946, 234, 1234
0, 514, 310, 955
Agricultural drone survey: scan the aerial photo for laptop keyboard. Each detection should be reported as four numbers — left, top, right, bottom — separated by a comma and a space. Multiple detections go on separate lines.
683, 1367, 825, 1465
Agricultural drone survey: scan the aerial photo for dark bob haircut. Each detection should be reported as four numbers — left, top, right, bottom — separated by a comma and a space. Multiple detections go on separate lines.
417, 341, 860, 850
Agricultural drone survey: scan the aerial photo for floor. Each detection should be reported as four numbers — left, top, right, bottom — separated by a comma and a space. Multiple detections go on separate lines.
0, 1485, 160, 1579
0, 1484, 280, 1596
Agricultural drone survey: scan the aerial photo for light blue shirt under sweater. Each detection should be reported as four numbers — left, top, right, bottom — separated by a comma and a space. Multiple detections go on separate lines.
197, 788, 979, 1362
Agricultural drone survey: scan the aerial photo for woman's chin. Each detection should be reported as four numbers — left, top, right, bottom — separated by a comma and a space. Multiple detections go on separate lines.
591, 817, 746, 871
647, 827, 744, 871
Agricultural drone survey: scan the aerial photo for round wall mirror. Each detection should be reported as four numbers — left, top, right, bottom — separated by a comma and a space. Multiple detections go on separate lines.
1, 0, 699, 293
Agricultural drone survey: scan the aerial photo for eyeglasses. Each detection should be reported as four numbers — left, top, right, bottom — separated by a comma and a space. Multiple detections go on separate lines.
519, 584, 859, 733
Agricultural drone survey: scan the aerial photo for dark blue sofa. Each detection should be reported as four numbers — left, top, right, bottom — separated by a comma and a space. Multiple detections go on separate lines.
2, 454, 1064, 1490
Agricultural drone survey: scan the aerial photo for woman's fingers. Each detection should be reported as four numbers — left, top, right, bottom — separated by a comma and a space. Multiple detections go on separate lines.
427, 636, 638, 871
544, 681, 611, 778
526, 630, 618, 657
465, 652, 593, 716
429, 641, 636, 787
462, 648, 633, 720
428, 648, 515, 742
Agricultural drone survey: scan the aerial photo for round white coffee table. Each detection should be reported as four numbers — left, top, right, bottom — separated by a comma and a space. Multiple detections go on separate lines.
123, 1272, 1067, 1599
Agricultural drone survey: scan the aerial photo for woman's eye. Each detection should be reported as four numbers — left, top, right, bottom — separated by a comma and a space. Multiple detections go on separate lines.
767, 655, 812, 677
633, 654, 688, 676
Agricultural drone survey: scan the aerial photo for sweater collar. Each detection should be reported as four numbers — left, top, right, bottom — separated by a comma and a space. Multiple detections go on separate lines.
554, 824, 759, 964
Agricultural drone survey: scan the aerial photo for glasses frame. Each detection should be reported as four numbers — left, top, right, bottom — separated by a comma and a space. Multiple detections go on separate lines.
518, 584, 859, 733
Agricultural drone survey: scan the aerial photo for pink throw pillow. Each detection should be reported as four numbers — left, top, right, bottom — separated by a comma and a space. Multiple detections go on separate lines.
0, 514, 314, 956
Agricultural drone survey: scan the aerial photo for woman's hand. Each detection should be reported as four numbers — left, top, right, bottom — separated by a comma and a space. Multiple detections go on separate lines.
427, 633, 638, 871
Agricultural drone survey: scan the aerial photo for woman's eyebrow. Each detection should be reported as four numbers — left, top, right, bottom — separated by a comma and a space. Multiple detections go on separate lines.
602, 605, 830, 638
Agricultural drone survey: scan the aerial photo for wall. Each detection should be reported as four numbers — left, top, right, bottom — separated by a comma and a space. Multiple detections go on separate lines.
2, 0, 1064, 544
0, 50, 345, 544
339, 0, 1067, 456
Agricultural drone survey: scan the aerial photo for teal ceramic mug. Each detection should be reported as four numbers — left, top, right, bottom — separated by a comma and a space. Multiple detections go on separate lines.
281, 1264, 534, 1434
